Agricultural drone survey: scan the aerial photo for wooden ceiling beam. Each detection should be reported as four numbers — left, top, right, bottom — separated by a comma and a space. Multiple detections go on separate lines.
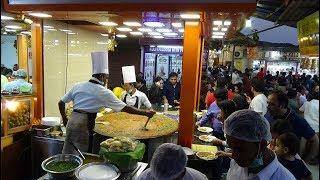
3, 0, 256, 13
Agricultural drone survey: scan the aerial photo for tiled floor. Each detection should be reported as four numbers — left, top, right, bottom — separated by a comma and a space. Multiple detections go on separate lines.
307, 164, 319, 180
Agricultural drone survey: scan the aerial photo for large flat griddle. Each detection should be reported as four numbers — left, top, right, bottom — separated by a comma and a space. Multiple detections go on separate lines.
94, 112, 178, 139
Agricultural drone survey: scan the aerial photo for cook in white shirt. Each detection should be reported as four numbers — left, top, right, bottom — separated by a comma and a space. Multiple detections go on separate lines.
249, 78, 268, 116
121, 89, 152, 110
121, 65, 152, 110
224, 110, 295, 180
58, 52, 155, 154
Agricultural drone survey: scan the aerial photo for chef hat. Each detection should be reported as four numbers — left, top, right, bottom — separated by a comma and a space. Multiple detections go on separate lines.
91, 52, 109, 74
122, 66, 136, 83
150, 143, 187, 180
224, 109, 272, 143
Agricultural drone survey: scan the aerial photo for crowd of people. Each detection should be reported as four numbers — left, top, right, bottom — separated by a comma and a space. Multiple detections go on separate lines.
1, 64, 32, 93
134, 65, 319, 180
197, 66, 319, 179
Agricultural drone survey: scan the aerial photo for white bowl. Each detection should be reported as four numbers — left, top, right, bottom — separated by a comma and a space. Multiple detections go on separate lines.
197, 126, 213, 133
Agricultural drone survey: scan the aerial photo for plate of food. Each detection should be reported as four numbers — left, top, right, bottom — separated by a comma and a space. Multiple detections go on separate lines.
196, 151, 217, 161
198, 135, 216, 142
197, 126, 213, 133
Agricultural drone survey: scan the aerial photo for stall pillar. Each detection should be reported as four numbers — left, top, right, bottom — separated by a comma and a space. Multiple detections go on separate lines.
31, 20, 44, 123
178, 21, 203, 148
17, 34, 28, 73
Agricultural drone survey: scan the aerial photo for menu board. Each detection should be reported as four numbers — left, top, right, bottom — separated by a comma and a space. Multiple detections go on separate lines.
156, 55, 169, 80
144, 53, 156, 88
170, 54, 182, 80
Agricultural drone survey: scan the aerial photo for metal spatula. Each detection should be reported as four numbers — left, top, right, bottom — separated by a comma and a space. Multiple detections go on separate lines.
142, 117, 151, 131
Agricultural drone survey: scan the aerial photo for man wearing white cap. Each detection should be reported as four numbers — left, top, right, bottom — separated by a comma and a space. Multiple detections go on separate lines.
225, 110, 295, 180
120, 66, 152, 110
58, 52, 155, 154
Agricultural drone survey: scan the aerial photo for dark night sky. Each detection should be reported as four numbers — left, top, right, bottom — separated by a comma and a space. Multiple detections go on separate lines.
241, 17, 298, 45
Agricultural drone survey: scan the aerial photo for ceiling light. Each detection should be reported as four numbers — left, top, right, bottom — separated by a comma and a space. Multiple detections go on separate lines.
5, 25, 21, 29
153, 35, 164, 39
44, 25, 54, 29
60, 29, 72, 32
172, 22, 182, 28
21, 31, 31, 35
116, 27, 132, 32
3, 32, 7, 34
213, 21, 223, 26
99, 21, 118, 26
212, 35, 224, 39
130, 31, 143, 36
48, 28, 57, 31
221, 27, 228, 31
148, 32, 161, 36
24, 18, 33, 24
123, 21, 142, 27
212, 32, 225, 36
178, 29, 184, 33
67, 32, 76, 35
5, 29, 16, 32
144, 22, 165, 27
28, 12, 52, 18
138, 28, 152, 32
1, 15, 14, 20
180, 13, 200, 19
212, 27, 219, 31
116, 34, 127, 38
163, 32, 178, 36
224, 21, 231, 26
101, 33, 109, 37
155, 28, 172, 33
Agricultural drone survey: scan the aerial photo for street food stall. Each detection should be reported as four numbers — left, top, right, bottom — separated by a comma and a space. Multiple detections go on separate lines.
297, 11, 319, 76
2, 0, 257, 179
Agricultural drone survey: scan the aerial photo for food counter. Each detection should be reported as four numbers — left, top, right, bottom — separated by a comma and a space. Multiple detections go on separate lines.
30, 109, 222, 179
1, 95, 34, 136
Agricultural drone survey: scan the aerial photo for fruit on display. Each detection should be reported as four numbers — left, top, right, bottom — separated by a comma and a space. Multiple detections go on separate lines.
100, 136, 138, 152
8, 102, 30, 128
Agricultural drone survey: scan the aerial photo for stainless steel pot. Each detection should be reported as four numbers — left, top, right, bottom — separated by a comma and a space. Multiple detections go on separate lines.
41, 154, 83, 179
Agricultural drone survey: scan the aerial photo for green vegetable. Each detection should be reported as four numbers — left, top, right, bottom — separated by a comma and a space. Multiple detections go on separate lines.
46, 161, 79, 172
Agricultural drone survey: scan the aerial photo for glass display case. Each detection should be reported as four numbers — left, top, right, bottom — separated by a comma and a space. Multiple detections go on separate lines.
1, 95, 34, 136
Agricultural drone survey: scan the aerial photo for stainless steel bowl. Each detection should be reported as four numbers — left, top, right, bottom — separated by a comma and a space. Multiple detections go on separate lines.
41, 154, 83, 180
75, 162, 121, 180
